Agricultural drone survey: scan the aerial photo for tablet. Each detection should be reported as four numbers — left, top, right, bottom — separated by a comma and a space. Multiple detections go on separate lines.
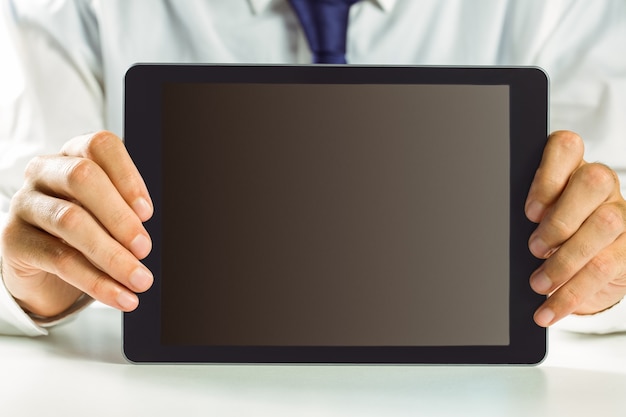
123, 64, 548, 364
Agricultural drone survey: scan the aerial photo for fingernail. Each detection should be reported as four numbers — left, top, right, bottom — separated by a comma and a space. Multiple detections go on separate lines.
526, 200, 545, 222
130, 234, 152, 259
530, 270, 552, 294
529, 236, 551, 258
117, 291, 139, 311
129, 266, 153, 292
534, 307, 555, 327
132, 197, 153, 221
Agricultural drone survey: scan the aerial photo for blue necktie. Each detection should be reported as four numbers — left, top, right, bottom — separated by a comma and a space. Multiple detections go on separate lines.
288, 0, 360, 64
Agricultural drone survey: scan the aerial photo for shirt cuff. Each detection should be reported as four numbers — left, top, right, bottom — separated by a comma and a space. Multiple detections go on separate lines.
554, 297, 626, 334
27, 292, 94, 327
0, 263, 47, 336
0, 257, 94, 336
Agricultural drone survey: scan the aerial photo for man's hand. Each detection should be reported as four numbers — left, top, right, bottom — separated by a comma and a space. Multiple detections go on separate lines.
1, 131, 154, 317
526, 130, 626, 327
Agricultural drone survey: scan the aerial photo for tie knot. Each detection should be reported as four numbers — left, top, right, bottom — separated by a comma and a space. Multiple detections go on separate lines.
289, 0, 360, 64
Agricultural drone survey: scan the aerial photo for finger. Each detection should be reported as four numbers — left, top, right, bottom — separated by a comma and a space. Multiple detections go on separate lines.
11, 222, 141, 312
534, 234, 626, 327
530, 202, 626, 295
25, 154, 151, 260
528, 163, 617, 258
525, 130, 585, 223
27, 156, 152, 259
16, 190, 153, 294
60, 131, 153, 221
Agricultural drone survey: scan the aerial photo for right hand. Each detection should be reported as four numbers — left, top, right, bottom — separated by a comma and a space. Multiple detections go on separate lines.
1, 131, 154, 318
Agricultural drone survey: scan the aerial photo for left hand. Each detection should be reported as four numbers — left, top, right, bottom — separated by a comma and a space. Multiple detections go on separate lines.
526, 130, 626, 327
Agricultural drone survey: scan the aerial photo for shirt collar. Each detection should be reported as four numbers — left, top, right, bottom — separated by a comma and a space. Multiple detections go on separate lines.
247, 0, 397, 15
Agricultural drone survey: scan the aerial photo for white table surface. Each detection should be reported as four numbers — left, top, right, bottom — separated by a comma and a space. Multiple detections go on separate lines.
1, 305, 626, 417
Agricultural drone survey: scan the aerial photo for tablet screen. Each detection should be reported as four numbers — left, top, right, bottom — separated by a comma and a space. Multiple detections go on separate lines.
160, 83, 510, 347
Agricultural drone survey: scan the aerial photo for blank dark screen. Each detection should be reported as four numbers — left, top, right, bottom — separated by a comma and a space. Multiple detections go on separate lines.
160, 83, 510, 346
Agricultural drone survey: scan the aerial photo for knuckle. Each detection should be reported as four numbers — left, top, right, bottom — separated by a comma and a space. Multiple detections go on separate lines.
116, 169, 140, 194
8, 187, 30, 214
592, 204, 625, 235
103, 207, 143, 246
84, 130, 120, 159
80, 240, 103, 266
109, 207, 137, 231
545, 216, 576, 243
24, 156, 46, 180
556, 284, 584, 312
51, 245, 83, 277
550, 130, 584, 154
546, 251, 576, 280
575, 163, 615, 192
577, 241, 596, 260
534, 168, 561, 194
587, 254, 615, 279
65, 158, 97, 187
51, 203, 85, 232
0, 217, 21, 249
87, 273, 112, 299
104, 244, 131, 274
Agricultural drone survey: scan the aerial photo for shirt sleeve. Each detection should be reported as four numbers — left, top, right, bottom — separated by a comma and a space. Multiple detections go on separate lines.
540, 1, 626, 192
0, 0, 104, 335
0, 0, 105, 202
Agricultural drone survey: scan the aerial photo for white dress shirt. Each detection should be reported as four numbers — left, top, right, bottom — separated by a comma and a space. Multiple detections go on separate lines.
1, 0, 626, 336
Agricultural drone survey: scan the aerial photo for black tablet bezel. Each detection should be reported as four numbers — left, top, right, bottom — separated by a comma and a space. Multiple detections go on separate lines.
123, 64, 547, 364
